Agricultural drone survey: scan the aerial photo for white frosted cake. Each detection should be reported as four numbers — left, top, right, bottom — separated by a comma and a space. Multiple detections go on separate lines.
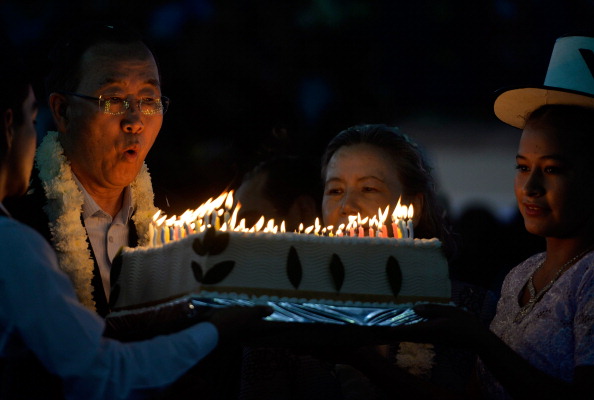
110, 227, 450, 310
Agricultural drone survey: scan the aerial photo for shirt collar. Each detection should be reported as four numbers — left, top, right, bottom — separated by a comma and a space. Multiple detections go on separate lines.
73, 174, 134, 221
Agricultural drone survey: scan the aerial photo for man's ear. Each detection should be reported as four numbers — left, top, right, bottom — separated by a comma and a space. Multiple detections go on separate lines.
49, 92, 69, 131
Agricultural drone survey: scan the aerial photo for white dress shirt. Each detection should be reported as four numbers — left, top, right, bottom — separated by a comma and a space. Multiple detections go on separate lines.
73, 175, 132, 301
0, 212, 219, 399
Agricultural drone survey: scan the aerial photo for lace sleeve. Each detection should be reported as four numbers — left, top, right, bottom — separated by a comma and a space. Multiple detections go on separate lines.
574, 263, 594, 367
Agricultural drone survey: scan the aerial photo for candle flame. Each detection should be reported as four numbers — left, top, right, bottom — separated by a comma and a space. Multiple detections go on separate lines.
148, 190, 419, 245
255, 216, 265, 232
225, 190, 234, 210
230, 204, 240, 230
212, 192, 227, 209
152, 210, 161, 221
378, 205, 389, 225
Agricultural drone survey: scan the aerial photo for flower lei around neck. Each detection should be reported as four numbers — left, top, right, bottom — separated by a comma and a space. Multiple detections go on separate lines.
35, 131, 158, 311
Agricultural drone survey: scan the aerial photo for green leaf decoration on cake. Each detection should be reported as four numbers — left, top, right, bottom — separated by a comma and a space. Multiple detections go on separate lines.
191, 261, 204, 283
192, 237, 208, 256
329, 253, 345, 292
191, 260, 235, 284
202, 261, 236, 284
192, 226, 230, 256
287, 246, 302, 289
386, 256, 403, 297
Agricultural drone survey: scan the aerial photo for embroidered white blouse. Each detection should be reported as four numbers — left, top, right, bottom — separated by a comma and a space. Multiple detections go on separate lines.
478, 251, 594, 398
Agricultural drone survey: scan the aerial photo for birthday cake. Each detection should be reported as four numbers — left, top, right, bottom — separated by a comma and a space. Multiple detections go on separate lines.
110, 227, 450, 310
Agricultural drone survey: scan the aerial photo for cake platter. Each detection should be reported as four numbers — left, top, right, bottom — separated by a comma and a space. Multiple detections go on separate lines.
104, 295, 433, 346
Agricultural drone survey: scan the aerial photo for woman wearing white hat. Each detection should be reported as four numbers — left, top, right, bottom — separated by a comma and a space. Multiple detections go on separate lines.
394, 34, 594, 399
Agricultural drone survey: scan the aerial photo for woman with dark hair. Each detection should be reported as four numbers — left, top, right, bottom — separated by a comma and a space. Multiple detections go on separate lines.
321, 123, 455, 260
394, 35, 594, 399
318, 124, 477, 398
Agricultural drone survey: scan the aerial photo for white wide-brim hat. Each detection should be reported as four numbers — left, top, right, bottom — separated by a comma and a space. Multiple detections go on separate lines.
494, 35, 594, 129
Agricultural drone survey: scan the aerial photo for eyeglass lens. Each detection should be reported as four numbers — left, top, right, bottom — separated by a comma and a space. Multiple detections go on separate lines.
100, 97, 168, 115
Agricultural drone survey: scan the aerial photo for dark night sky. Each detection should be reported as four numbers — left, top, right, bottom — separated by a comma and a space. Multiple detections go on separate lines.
3, 0, 593, 215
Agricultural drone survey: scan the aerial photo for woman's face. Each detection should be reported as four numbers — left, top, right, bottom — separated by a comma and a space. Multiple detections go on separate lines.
322, 143, 404, 227
514, 116, 594, 239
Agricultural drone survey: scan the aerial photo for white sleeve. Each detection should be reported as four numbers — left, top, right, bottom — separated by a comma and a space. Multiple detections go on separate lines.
0, 218, 219, 400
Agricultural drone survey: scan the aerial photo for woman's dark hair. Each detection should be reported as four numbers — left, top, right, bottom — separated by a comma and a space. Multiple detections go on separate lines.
45, 22, 158, 95
321, 124, 456, 260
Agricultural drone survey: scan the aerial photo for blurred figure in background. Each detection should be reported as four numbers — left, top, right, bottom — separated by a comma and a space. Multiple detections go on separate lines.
235, 155, 322, 231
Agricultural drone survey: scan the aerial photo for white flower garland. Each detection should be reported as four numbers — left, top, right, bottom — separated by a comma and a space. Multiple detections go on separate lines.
35, 131, 158, 311
395, 342, 435, 377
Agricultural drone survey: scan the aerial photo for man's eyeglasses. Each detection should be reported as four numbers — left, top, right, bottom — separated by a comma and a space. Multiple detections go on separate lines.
59, 92, 170, 116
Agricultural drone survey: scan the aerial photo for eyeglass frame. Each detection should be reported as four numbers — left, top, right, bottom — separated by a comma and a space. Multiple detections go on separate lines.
58, 91, 170, 116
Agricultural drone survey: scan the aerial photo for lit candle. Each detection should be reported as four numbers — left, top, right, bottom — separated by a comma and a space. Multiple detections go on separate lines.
224, 191, 233, 224
215, 209, 223, 230
381, 225, 388, 238
337, 224, 345, 237
162, 226, 168, 243
391, 220, 397, 238
397, 219, 405, 239
155, 215, 166, 245
369, 227, 374, 237
347, 216, 357, 237
358, 225, 365, 237
255, 216, 265, 232
407, 204, 414, 239
148, 221, 155, 246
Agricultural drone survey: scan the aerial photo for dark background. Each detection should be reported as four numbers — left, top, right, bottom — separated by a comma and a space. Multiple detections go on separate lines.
3, 0, 593, 216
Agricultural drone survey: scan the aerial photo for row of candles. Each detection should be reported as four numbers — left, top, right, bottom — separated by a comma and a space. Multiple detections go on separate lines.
147, 191, 414, 246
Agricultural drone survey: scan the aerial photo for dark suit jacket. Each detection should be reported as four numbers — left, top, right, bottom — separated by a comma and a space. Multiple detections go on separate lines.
5, 170, 138, 318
